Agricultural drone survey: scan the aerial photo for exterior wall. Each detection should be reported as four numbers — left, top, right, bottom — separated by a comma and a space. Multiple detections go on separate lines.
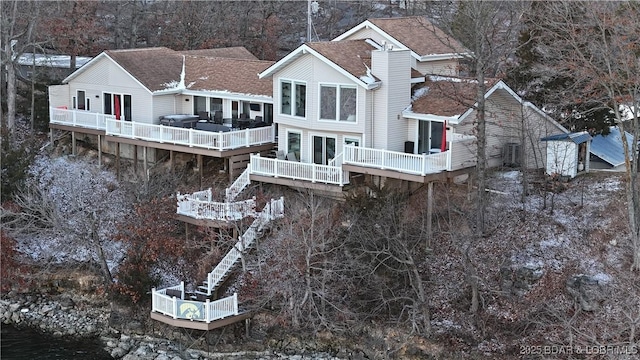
546, 141, 578, 178
153, 94, 179, 123
415, 59, 459, 76
272, 53, 370, 161
453, 89, 566, 170
371, 48, 411, 151
48, 84, 70, 108
66, 56, 154, 123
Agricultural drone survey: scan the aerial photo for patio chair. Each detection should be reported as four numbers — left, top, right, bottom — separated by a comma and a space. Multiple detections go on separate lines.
198, 111, 209, 121
213, 111, 223, 124
276, 150, 286, 160
286, 152, 298, 162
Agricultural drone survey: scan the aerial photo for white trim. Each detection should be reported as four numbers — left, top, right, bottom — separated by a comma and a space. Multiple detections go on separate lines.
180, 89, 272, 103
419, 53, 469, 62
401, 110, 455, 123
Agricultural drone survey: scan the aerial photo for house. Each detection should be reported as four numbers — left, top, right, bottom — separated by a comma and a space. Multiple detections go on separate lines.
48, 46, 277, 180
252, 16, 568, 192
48, 16, 568, 192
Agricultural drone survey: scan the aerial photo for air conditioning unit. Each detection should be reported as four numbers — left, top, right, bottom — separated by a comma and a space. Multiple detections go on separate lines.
503, 142, 521, 167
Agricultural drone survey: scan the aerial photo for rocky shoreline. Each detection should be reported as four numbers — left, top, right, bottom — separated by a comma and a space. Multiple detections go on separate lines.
0, 291, 347, 360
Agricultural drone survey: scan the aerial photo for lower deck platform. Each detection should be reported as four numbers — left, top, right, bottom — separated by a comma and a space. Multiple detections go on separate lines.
150, 311, 251, 331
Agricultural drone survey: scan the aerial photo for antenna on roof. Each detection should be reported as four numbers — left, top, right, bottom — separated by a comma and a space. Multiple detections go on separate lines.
307, 0, 320, 42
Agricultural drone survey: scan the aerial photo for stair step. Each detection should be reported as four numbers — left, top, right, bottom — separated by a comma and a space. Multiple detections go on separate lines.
193, 290, 209, 295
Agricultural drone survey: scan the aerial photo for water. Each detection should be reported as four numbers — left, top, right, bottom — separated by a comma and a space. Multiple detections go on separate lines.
1, 324, 112, 359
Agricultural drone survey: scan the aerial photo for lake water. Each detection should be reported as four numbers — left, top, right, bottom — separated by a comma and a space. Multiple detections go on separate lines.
1, 324, 112, 359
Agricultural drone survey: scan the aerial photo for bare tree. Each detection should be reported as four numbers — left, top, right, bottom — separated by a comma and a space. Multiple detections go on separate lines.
526, 1, 640, 270
0, 0, 42, 136
1, 156, 132, 285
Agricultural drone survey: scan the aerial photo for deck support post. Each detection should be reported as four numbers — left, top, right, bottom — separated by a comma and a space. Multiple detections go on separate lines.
97, 134, 102, 166
49, 128, 54, 150
71, 131, 77, 155
426, 181, 434, 249
198, 154, 203, 190
134, 145, 138, 174
116, 142, 121, 181
143, 146, 148, 191
170, 150, 174, 174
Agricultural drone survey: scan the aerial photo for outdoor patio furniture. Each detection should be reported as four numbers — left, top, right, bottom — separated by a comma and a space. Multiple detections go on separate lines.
195, 122, 230, 132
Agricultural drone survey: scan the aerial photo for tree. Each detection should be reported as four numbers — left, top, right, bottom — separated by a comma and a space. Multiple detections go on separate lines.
0, 0, 42, 136
525, 1, 640, 270
1, 155, 132, 285
343, 186, 432, 336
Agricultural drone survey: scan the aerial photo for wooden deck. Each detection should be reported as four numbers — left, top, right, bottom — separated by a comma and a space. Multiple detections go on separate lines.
150, 311, 250, 331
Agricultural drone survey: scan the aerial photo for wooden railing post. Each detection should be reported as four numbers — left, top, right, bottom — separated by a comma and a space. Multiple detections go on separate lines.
245, 129, 250, 147
421, 153, 427, 176
189, 128, 194, 147
233, 293, 239, 315
72, 110, 77, 126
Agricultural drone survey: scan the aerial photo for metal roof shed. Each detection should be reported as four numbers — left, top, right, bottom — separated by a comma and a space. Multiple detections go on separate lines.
590, 126, 635, 170
541, 131, 592, 179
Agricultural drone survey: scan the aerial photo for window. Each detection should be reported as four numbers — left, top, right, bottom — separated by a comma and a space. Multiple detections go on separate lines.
320, 85, 356, 122
103, 93, 132, 121
313, 135, 336, 165
193, 96, 207, 114
287, 131, 301, 160
210, 98, 223, 112
280, 80, 306, 117
76, 90, 86, 110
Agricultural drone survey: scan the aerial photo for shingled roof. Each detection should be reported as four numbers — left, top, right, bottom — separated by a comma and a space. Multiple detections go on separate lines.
180, 47, 258, 60
411, 76, 501, 117
306, 40, 376, 80
368, 16, 468, 57
185, 56, 274, 96
105, 47, 183, 92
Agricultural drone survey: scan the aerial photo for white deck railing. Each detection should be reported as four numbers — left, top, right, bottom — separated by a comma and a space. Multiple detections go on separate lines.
249, 154, 345, 185
343, 144, 450, 175
151, 287, 238, 323
49, 108, 275, 151
177, 194, 257, 221
50, 107, 115, 130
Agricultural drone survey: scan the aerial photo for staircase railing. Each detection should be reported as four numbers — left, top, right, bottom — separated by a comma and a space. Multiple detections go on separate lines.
225, 167, 250, 202
203, 197, 285, 295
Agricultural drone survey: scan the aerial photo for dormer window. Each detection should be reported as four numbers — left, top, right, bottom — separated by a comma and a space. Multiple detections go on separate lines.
320, 84, 356, 122
280, 80, 306, 117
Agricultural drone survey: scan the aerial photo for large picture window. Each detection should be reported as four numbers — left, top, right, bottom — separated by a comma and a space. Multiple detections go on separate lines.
281, 80, 306, 117
320, 85, 356, 122
287, 131, 301, 160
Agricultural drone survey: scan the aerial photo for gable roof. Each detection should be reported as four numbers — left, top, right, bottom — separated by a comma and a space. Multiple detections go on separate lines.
63, 46, 272, 97
260, 40, 382, 89
104, 47, 184, 92
590, 126, 635, 167
306, 40, 377, 81
180, 47, 258, 60
334, 16, 469, 61
184, 56, 274, 97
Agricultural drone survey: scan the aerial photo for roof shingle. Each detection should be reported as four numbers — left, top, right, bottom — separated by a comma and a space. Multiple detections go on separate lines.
411, 77, 500, 117
185, 56, 274, 96
369, 16, 468, 57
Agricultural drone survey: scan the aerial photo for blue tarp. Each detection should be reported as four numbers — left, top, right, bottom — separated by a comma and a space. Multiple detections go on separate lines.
590, 127, 635, 167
